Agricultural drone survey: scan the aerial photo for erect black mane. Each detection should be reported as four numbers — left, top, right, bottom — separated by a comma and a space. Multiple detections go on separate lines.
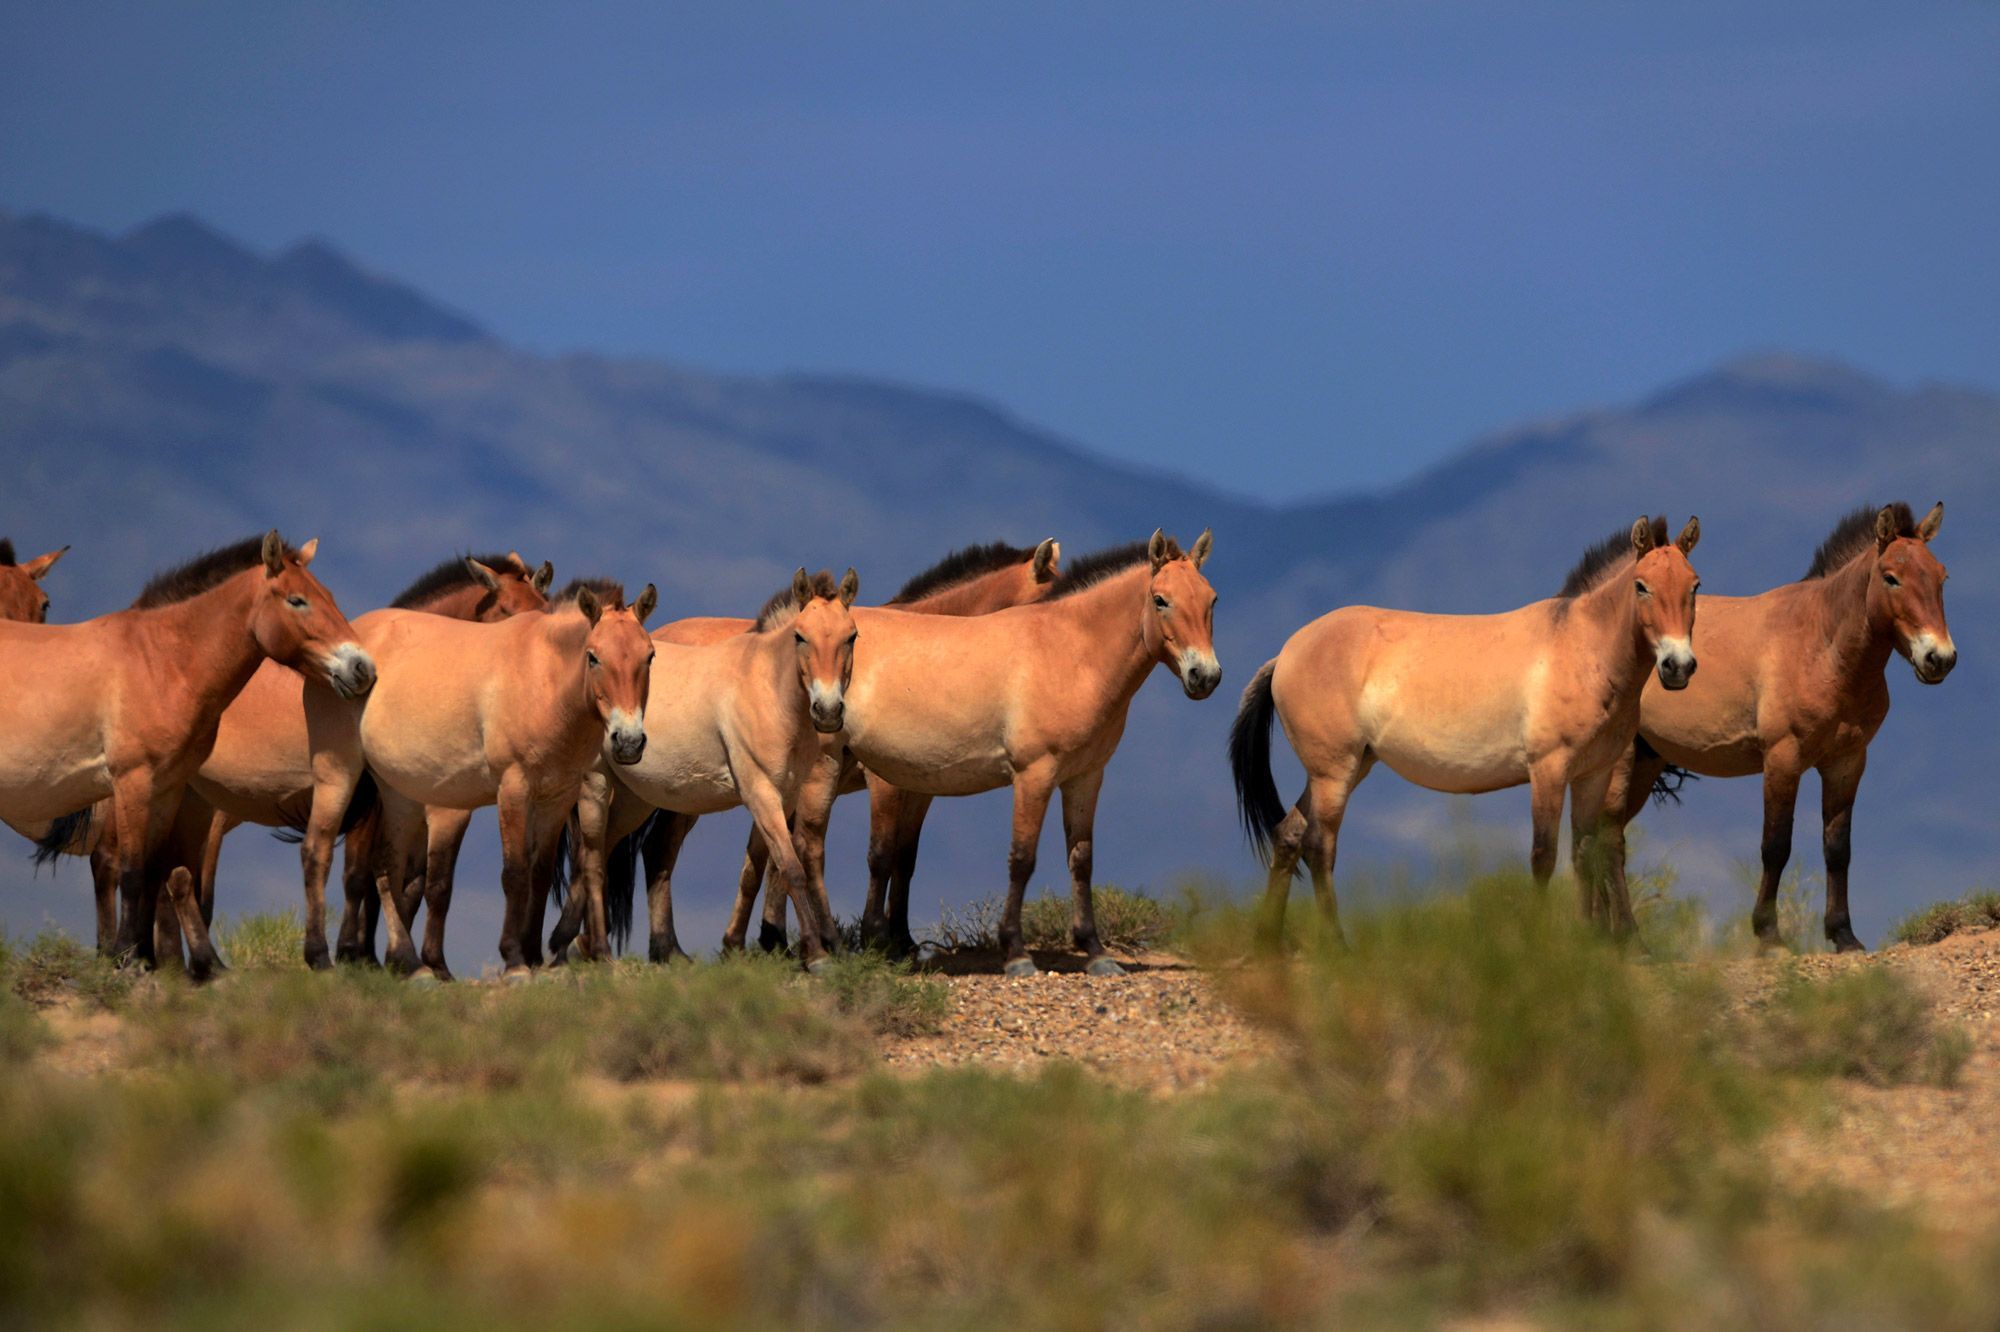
390, 552, 525, 609
756, 570, 839, 631
0, 540, 15, 566
1805, 502, 1913, 580
888, 541, 1036, 605
556, 576, 625, 608
1556, 517, 1667, 600
132, 535, 296, 609
1044, 540, 1158, 601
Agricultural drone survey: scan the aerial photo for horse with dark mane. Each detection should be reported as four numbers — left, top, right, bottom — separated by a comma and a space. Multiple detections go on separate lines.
1591, 502, 1953, 951
1232, 516, 1700, 947
0, 538, 67, 624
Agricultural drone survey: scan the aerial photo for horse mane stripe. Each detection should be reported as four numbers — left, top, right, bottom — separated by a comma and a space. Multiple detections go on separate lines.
756, 570, 839, 631
556, 576, 626, 609
132, 535, 297, 609
0, 539, 14, 566
887, 541, 1036, 605
390, 552, 524, 609
1044, 540, 1162, 601
1556, 517, 1666, 600
1805, 502, 1913, 580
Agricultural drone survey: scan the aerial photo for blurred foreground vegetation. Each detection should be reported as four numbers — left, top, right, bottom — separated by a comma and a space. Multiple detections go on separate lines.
0, 868, 1992, 1328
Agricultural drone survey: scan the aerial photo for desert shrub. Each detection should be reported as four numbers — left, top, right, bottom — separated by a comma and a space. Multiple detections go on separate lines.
214, 911, 306, 970
812, 953, 950, 1036
584, 956, 874, 1083
1890, 891, 2000, 948
1021, 883, 1178, 954
922, 895, 1001, 951
1749, 966, 1970, 1088
8, 930, 132, 1010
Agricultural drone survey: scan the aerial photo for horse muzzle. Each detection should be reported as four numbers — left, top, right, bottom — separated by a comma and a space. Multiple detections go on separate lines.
325, 645, 377, 699
1178, 650, 1222, 701
1654, 640, 1696, 691
1911, 635, 1957, 685
808, 684, 846, 733
607, 720, 648, 765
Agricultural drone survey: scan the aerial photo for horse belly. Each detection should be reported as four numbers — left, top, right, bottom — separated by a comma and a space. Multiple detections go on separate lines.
359, 727, 497, 809
0, 760, 111, 824
854, 746, 1009, 799
615, 750, 741, 816
1361, 675, 1527, 795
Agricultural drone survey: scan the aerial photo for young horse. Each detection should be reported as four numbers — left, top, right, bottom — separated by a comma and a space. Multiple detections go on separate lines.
1232, 516, 1700, 947
546, 568, 862, 970
299, 578, 655, 977
0, 533, 373, 977
801, 530, 1220, 977
1593, 502, 1952, 951
0, 539, 67, 623
125, 553, 554, 966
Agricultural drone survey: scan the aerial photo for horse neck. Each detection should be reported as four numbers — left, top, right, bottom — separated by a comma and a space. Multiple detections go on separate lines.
1805, 555, 1895, 682
1566, 574, 1653, 698
905, 567, 1036, 616
746, 627, 811, 721
531, 612, 598, 738
1040, 567, 1157, 705
127, 572, 272, 713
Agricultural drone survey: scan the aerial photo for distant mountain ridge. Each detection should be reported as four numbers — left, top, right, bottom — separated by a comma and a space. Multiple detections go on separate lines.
2, 208, 1992, 968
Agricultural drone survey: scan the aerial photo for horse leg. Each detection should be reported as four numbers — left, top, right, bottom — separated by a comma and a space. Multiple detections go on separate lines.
554, 773, 612, 963
1528, 757, 1571, 890
861, 773, 901, 948
719, 817, 767, 954
372, 792, 425, 975
198, 804, 234, 927
739, 776, 828, 971
107, 769, 170, 967
417, 808, 473, 981
884, 790, 933, 959
163, 866, 224, 981
1301, 760, 1367, 951
1060, 766, 1124, 977
1567, 764, 1626, 938
750, 835, 786, 952
998, 765, 1059, 978
335, 800, 382, 965
1750, 754, 1803, 949
90, 824, 120, 956
394, 813, 433, 940
1819, 751, 1868, 953
643, 810, 694, 964
523, 798, 574, 970
494, 776, 536, 979
1255, 793, 1311, 952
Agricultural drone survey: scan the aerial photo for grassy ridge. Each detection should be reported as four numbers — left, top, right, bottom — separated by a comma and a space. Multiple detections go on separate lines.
0, 871, 1988, 1327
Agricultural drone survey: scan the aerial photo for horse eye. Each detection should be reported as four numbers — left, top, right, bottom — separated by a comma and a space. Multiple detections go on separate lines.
846, 633, 858, 647
794, 632, 807, 646
586, 651, 600, 668
1153, 595, 1170, 612
1634, 581, 1651, 597
286, 595, 309, 610
1883, 574, 1901, 589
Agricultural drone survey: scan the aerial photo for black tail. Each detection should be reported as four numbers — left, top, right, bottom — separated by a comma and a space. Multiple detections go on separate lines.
1650, 764, 1698, 807
31, 806, 94, 872
1229, 660, 1288, 862
604, 811, 656, 954
270, 772, 379, 845
550, 816, 574, 906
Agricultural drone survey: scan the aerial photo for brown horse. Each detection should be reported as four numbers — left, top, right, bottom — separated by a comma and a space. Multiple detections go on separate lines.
1594, 502, 1952, 951
801, 530, 1219, 976
0, 539, 67, 623
2, 533, 373, 976
546, 569, 863, 970
582, 539, 1065, 962
299, 578, 656, 977
1233, 516, 1700, 947
117, 554, 554, 967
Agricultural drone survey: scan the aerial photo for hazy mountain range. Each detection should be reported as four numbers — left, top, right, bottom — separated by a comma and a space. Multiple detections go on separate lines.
2, 208, 1992, 968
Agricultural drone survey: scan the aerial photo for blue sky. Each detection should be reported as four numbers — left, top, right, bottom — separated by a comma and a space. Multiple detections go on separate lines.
3, 2, 1995, 500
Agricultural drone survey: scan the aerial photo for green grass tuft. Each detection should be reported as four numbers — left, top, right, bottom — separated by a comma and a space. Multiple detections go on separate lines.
8, 930, 132, 1010
1750, 965, 1970, 1088
1890, 891, 2000, 948
213, 911, 307, 970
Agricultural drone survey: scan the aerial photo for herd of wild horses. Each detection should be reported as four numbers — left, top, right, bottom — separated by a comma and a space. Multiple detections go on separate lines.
0, 498, 1955, 983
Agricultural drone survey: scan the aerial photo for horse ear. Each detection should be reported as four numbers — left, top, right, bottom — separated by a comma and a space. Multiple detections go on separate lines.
838, 568, 860, 608
23, 546, 68, 581
532, 561, 554, 594
574, 586, 602, 625
464, 558, 502, 593
1629, 517, 1655, 555
792, 567, 814, 607
1917, 501, 1944, 542
1875, 506, 1902, 549
632, 584, 658, 625
1189, 528, 1213, 569
505, 551, 530, 574
261, 530, 286, 576
1675, 516, 1700, 555
296, 538, 319, 567
1032, 538, 1060, 582
1148, 529, 1170, 572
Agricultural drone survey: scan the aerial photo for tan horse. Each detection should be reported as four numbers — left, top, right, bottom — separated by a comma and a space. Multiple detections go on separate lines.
115, 554, 554, 967
299, 578, 656, 977
0, 539, 67, 623
3, 533, 373, 976
580, 539, 1064, 962
546, 569, 863, 970
803, 530, 1219, 976
1233, 516, 1701, 947
1595, 502, 1952, 951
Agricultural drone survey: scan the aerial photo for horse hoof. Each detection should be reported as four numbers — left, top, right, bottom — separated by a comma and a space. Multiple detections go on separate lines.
1003, 958, 1039, 979
913, 942, 942, 967
502, 967, 533, 987
1832, 934, 1868, 955
805, 956, 832, 977
409, 968, 440, 988
1084, 957, 1126, 979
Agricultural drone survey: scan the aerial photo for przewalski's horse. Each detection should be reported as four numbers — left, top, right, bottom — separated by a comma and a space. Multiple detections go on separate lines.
1594, 502, 1952, 952
300, 578, 655, 977
127, 553, 554, 964
547, 568, 863, 970
810, 530, 1219, 977
1233, 516, 1700, 947
1, 533, 373, 977
0, 539, 67, 623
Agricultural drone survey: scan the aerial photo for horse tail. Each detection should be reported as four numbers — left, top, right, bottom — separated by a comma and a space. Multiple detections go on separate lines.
549, 816, 573, 906
1643, 734, 1699, 807
1229, 659, 1288, 863
604, 811, 657, 954
270, 772, 378, 845
31, 806, 94, 871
